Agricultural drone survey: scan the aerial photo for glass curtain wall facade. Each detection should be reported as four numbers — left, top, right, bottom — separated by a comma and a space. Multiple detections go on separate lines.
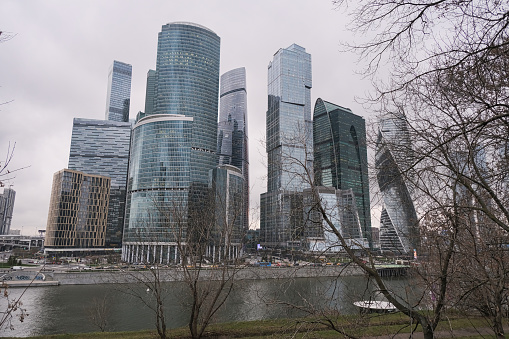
260, 44, 312, 248
154, 22, 220, 186
217, 67, 249, 232
376, 112, 419, 254
123, 22, 220, 264
68, 118, 131, 248
313, 98, 372, 247
105, 60, 132, 122
208, 165, 244, 262
45, 169, 110, 250
303, 187, 368, 252
144, 69, 156, 115
122, 114, 193, 263
0, 188, 15, 235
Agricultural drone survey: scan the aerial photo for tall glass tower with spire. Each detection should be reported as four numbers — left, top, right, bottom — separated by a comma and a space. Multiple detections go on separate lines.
260, 44, 312, 248
123, 22, 220, 264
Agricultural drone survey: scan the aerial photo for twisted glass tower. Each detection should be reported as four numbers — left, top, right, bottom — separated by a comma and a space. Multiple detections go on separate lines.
375, 112, 419, 253
122, 22, 220, 264
217, 67, 249, 232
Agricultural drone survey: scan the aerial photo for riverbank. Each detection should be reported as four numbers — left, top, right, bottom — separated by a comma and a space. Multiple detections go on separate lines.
9, 313, 508, 338
3, 265, 366, 286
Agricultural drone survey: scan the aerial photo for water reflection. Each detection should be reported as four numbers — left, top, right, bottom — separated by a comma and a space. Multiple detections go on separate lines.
1, 275, 411, 337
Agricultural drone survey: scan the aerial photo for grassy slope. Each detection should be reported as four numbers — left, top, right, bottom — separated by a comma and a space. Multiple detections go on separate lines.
7, 313, 506, 339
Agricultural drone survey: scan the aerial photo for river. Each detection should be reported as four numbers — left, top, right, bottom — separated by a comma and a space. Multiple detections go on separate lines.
1, 275, 412, 337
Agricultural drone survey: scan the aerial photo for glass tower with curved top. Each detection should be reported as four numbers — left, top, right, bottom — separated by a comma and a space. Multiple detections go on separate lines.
313, 98, 372, 247
122, 22, 220, 264
376, 112, 419, 254
217, 67, 249, 232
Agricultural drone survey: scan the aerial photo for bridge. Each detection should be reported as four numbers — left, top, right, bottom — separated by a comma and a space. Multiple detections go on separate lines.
0, 235, 44, 251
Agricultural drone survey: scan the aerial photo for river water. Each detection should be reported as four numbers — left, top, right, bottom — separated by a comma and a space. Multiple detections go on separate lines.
1, 275, 412, 337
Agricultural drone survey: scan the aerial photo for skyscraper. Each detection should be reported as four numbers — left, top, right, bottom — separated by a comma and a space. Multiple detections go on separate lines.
376, 112, 419, 253
0, 188, 15, 235
217, 67, 249, 232
144, 69, 156, 115
313, 98, 372, 247
68, 118, 131, 247
105, 60, 132, 122
208, 165, 245, 261
303, 186, 368, 252
122, 22, 220, 264
260, 44, 312, 248
46, 169, 110, 249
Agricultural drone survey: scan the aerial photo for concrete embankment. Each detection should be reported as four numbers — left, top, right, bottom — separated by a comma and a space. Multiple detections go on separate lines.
8, 265, 364, 286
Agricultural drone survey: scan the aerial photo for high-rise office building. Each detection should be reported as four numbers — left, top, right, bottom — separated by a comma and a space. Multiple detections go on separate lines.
144, 69, 156, 115
260, 44, 312, 248
217, 67, 249, 232
46, 169, 110, 249
68, 118, 131, 247
208, 165, 245, 261
313, 98, 372, 247
0, 188, 15, 235
122, 22, 220, 264
303, 186, 368, 252
375, 113, 419, 253
105, 60, 132, 122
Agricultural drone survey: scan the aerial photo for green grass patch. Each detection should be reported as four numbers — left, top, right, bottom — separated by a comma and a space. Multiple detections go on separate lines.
6, 312, 506, 338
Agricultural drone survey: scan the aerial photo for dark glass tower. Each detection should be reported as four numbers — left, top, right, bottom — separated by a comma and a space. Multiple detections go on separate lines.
260, 44, 312, 248
217, 67, 249, 232
313, 98, 372, 247
123, 22, 220, 264
105, 60, 132, 122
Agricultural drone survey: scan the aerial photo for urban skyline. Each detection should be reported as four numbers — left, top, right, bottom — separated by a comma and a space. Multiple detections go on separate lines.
0, 1, 374, 236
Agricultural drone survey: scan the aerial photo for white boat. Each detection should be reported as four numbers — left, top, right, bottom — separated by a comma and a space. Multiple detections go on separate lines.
353, 300, 397, 313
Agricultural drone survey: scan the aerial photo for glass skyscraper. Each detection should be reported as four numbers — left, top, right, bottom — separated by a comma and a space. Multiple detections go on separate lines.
105, 60, 132, 122
217, 67, 249, 232
208, 165, 245, 262
144, 69, 156, 115
313, 98, 372, 247
303, 187, 369, 252
68, 118, 132, 247
122, 22, 220, 264
260, 44, 312, 248
0, 188, 15, 235
376, 112, 419, 253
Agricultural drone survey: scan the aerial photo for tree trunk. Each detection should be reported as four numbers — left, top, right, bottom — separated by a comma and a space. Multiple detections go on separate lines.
493, 299, 505, 339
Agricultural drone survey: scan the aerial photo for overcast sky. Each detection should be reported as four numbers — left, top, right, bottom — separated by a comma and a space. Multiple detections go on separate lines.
0, 0, 378, 236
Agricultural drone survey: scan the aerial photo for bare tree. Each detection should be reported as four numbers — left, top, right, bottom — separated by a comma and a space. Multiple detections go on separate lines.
119, 175, 245, 339
0, 282, 28, 331
85, 295, 111, 332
